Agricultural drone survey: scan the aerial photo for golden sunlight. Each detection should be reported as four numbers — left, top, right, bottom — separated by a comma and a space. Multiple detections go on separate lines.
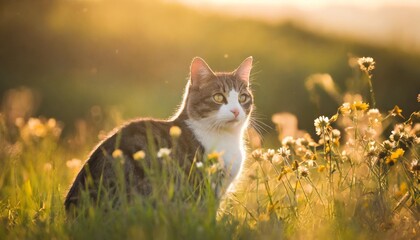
176, 0, 420, 9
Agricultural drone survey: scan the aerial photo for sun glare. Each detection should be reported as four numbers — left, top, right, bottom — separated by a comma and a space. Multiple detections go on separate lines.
176, 0, 420, 9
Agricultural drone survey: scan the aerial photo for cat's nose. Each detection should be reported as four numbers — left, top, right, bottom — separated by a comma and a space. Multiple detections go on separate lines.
230, 109, 239, 118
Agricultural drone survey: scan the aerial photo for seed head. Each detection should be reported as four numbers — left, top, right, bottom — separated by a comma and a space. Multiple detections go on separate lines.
357, 57, 375, 73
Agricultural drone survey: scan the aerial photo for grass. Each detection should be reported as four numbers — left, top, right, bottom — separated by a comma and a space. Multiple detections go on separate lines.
0, 57, 419, 239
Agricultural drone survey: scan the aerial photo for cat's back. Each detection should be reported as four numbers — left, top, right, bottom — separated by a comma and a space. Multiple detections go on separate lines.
112, 118, 175, 155
86, 117, 201, 172
64, 117, 202, 210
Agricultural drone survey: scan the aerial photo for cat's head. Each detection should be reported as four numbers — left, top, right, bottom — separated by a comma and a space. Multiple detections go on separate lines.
185, 57, 254, 132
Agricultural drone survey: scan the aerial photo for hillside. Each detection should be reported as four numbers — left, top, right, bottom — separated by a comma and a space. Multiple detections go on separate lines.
1, 0, 419, 137
181, 2, 420, 53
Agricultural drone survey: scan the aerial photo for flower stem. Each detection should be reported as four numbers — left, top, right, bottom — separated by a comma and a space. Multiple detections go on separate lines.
367, 74, 376, 109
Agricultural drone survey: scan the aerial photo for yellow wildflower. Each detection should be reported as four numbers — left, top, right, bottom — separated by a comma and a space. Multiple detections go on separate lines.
318, 165, 326, 172
206, 164, 218, 175
391, 148, 404, 159
351, 101, 369, 111
386, 148, 404, 165
169, 126, 182, 138
278, 166, 292, 181
112, 149, 123, 158
207, 151, 223, 161
133, 150, 146, 161
283, 166, 292, 173
389, 105, 404, 119
207, 151, 224, 169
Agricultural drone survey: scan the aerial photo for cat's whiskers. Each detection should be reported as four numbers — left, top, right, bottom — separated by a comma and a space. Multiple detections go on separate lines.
249, 112, 271, 137
250, 118, 269, 137
208, 120, 232, 133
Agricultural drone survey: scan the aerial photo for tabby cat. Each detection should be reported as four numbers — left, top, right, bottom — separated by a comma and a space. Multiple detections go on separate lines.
64, 57, 254, 211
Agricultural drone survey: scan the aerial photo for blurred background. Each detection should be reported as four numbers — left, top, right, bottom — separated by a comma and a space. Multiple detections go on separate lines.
1, 0, 419, 143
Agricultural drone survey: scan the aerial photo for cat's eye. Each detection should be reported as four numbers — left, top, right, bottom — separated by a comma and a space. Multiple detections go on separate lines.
213, 93, 225, 104
239, 94, 248, 103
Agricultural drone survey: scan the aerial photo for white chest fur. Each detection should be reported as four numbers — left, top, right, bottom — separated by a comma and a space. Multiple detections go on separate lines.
186, 119, 246, 187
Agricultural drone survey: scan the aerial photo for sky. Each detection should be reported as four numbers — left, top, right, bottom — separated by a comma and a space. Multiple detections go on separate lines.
174, 0, 420, 52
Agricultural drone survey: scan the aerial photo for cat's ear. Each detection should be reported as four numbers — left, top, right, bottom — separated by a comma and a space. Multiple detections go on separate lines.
234, 56, 253, 85
190, 57, 215, 87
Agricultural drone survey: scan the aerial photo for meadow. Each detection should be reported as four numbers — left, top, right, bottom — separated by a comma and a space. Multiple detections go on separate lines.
1, 57, 419, 239
0, 1, 419, 239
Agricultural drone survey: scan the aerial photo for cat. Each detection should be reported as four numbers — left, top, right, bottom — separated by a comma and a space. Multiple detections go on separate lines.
64, 56, 254, 211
